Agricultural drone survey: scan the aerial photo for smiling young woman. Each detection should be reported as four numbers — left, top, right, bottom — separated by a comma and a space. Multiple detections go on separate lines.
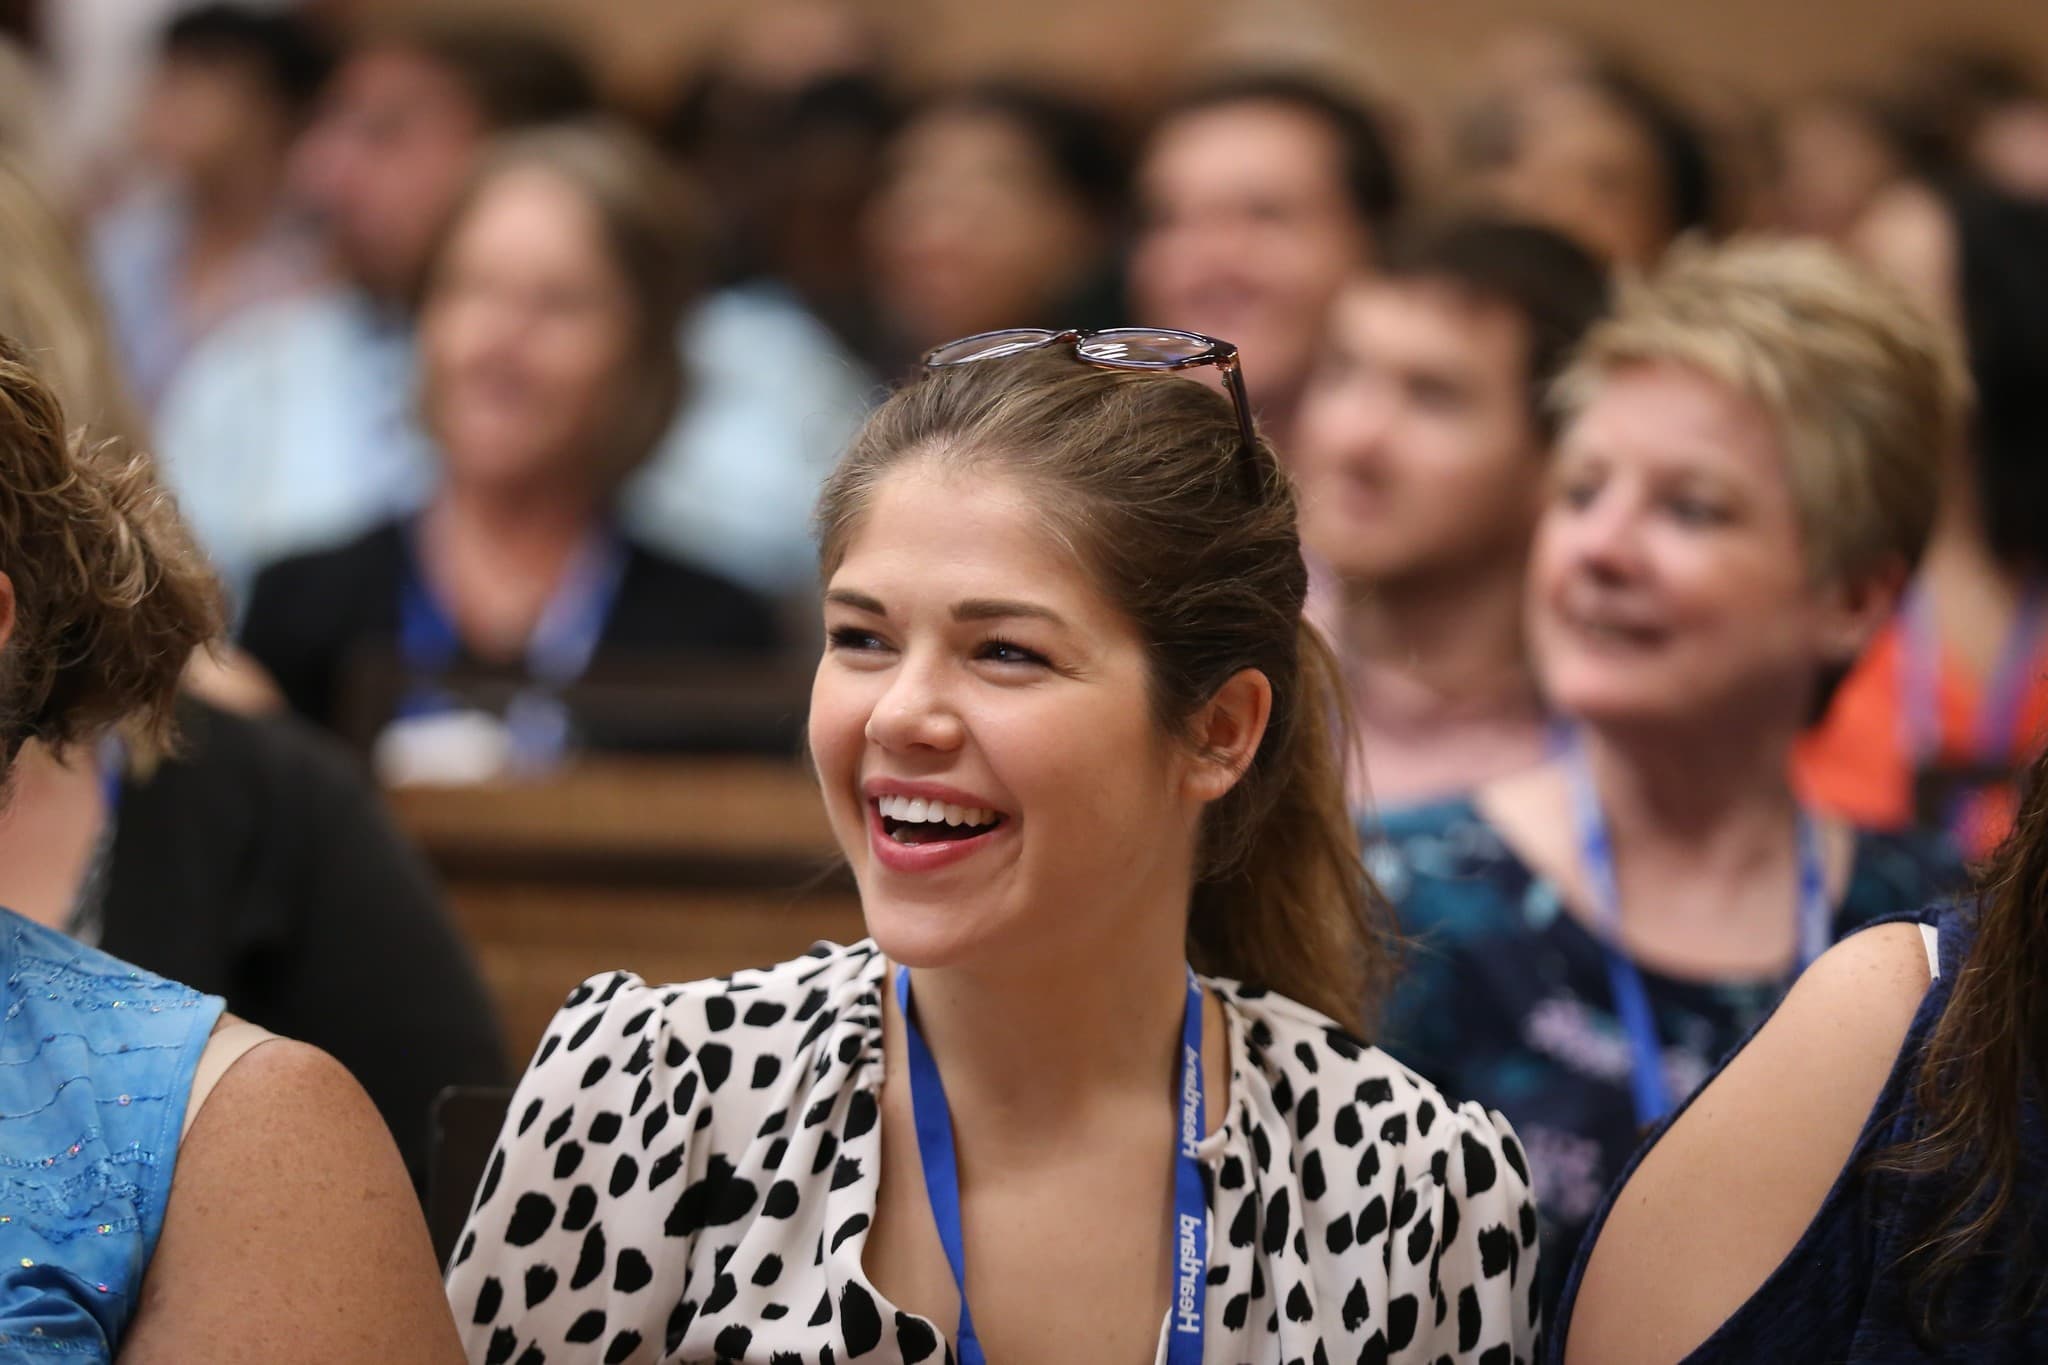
447, 344, 1544, 1362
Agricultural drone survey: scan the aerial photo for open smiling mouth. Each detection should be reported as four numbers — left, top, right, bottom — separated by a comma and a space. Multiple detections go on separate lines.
874, 794, 1006, 846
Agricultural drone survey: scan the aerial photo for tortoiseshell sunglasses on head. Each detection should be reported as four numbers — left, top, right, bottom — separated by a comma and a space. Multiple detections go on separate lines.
923, 326, 1262, 495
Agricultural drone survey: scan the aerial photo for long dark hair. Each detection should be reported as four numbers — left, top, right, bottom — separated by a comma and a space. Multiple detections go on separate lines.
815, 347, 1394, 1032
1873, 742, 2048, 1333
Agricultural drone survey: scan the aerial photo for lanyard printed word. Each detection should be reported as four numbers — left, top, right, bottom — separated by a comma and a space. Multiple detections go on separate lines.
1568, 743, 1828, 1127
396, 522, 627, 768
895, 966, 1209, 1365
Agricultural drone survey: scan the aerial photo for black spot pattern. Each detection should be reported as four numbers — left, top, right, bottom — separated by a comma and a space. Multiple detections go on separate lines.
445, 944, 1541, 1361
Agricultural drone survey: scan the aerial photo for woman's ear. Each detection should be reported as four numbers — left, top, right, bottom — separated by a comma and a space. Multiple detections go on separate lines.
1818, 556, 1907, 667
0, 571, 17, 657
1184, 668, 1273, 804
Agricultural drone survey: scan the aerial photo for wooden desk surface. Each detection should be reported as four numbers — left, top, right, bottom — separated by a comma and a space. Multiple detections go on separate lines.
388, 758, 865, 1062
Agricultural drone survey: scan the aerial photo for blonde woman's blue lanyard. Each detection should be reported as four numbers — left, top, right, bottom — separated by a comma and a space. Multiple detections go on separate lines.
894, 965, 1209, 1365
1568, 743, 1828, 1126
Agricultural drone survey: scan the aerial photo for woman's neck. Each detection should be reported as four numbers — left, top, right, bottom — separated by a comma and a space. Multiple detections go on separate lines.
0, 740, 110, 930
1580, 717, 1803, 871
896, 907, 1196, 1139
418, 480, 603, 660
1341, 558, 1541, 730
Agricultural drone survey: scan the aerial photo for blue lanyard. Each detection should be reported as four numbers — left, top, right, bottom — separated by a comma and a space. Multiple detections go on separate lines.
894, 966, 1209, 1365
1569, 744, 1828, 1127
395, 521, 627, 766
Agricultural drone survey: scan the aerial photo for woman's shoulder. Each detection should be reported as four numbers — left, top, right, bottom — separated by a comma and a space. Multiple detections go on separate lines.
511, 942, 886, 1138
610, 536, 783, 654
1361, 795, 1536, 943
1216, 980, 1536, 1202
1215, 981, 1543, 1355
241, 518, 408, 643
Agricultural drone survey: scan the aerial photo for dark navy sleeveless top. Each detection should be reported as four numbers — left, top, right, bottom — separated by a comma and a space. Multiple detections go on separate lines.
1553, 901, 2048, 1362
0, 909, 222, 1359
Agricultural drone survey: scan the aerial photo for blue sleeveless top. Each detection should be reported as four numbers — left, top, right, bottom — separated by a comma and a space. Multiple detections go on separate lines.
1553, 901, 2048, 1362
0, 909, 222, 1359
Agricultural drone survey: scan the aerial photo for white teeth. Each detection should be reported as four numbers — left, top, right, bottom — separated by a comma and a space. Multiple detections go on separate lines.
876, 795, 998, 827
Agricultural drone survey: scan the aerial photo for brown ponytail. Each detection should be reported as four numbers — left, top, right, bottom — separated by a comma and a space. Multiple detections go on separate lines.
0, 337, 222, 765
816, 346, 1393, 1033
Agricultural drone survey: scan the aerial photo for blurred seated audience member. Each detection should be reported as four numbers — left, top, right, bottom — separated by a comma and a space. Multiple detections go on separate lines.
0, 336, 464, 1362
90, 4, 333, 408
1295, 217, 1610, 810
154, 15, 599, 601
864, 83, 1126, 373
1129, 70, 1402, 455
0, 147, 505, 1191
1366, 240, 1969, 1320
1769, 89, 1912, 244
1557, 744, 2048, 1364
240, 122, 781, 778
663, 0, 899, 362
1892, 45, 2048, 202
1797, 180, 2048, 860
1467, 63, 1717, 271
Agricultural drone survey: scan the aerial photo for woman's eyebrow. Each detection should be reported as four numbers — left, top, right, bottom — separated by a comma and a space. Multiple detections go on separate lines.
823, 588, 887, 615
952, 598, 1068, 628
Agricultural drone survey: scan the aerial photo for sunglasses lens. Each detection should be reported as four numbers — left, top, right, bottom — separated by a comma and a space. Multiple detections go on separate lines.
1076, 329, 1221, 367
925, 329, 1061, 366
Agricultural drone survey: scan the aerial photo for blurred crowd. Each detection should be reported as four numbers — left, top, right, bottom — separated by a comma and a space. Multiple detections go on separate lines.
0, 0, 2042, 1346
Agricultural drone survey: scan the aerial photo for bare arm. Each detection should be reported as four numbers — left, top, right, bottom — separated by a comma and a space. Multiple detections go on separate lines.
1563, 921, 1934, 1365
119, 1039, 465, 1365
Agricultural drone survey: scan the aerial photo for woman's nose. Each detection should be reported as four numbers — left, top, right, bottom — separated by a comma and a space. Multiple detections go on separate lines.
862, 657, 966, 754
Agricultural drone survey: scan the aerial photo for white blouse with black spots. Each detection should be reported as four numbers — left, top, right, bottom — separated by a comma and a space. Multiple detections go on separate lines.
447, 942, 1543, 1364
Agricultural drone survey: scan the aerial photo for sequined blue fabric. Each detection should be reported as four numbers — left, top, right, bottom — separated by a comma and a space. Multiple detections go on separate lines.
0, 911, 220, 1358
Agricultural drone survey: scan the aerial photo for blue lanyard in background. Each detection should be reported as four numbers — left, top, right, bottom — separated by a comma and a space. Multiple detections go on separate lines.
894, 965, 1210, 1365
1568, 742, 1828, 1127
395, 522, 628, 768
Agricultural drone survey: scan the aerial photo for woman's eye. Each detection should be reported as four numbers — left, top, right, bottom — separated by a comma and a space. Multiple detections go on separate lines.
1666, 496, 1729, 526
1556, 479, 1600, 510
826, 626, 889, 653
977, 638, 1048, 667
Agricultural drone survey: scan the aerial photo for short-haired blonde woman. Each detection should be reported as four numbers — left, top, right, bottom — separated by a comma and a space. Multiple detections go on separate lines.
1365, 239, 1970, 1320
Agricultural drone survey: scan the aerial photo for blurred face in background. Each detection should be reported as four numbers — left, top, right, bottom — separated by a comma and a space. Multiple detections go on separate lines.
1975, 98, 2048, 202
1484, 82, 1671, 270
866, 106, 1103, 349
1773, 96, 1906, 243
292, 46, 484, 301
1531, 361, 1872, 731
137, 52, 293, 189
419, 167, 636, 498
1130, 100, 1371, 417
1295, 277, 1544, 591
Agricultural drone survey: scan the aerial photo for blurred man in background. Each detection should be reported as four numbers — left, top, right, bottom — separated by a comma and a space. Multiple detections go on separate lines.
1294, 216, 1611, 809
91, 3, 332, 408
1129, 71, 1402, 457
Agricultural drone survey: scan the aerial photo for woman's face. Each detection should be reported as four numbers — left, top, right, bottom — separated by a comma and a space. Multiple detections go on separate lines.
865, 108, 1099, 347
420, 167, 637, 494
1488, 82, 1672, 270
809, 464, 1213, 971
1531, 362, 1877, 732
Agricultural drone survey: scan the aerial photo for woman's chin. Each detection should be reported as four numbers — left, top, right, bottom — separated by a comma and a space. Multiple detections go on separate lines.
862, 903, 999, 970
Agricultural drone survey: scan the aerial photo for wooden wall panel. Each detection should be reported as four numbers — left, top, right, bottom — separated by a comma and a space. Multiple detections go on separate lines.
352, 0, 2048, 117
